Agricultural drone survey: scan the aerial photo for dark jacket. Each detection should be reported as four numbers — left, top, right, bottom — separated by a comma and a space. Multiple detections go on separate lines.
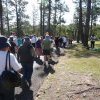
18, 42, 35, 63
10, 41, 16, 54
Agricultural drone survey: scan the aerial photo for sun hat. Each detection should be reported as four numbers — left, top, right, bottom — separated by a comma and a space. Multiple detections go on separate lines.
0, 36, 10, 49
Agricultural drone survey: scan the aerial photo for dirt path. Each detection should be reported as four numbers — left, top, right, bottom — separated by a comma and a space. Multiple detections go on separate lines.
35, 51, 100, 100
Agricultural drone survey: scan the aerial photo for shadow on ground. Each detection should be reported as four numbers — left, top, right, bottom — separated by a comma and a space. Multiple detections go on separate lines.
38, 72, 48, 78
15, 89, 34, 100
44, 64, 55, 75
65, 44, 100, 58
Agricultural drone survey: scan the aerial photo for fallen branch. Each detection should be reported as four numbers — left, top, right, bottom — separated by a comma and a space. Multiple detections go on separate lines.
74, 87, 100, 94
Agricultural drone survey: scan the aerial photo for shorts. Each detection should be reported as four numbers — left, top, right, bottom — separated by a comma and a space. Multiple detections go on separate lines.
43, 50, 51, 55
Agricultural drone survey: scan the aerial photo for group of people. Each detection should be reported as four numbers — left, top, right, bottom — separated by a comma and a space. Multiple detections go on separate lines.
0, 33, 70, 100
0, 31, 97, 100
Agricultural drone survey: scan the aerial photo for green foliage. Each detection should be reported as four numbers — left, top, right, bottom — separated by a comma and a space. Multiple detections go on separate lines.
53, 23, 77, 38
6, 0, 29, 37
92, 24, 100, 39
54, 25, 67, 36
66, 24, 76, 38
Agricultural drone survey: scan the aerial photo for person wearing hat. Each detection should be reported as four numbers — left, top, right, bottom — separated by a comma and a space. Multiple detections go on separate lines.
0, 36, 22, 100
31, 34, 37, 48
42, 34, 52, 64
17, 37, 36, 89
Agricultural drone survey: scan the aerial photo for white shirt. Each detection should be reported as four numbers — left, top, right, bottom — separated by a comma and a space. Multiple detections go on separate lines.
31, 36, 37, 43
90, 36, 96, 41
0, 51, 22, 76
13, 36, 18, 46
62, 37, 67, 43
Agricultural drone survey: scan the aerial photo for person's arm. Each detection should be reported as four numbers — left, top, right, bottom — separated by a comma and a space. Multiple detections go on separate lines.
17, 47, 20, 62
94, 36, 96, 40
10, 53, 22, 72
31, 47, 36, 57
41, 41, 44, 49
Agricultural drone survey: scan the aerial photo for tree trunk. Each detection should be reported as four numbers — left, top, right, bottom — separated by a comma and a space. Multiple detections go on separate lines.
6, 0, 10, 35
84, 0, 91, 47
16, 4, 19, 37
0, 0, 4, 35
90, 13, 93, 37
78, 0, 84, 44
40, 1, 43, 36
54, 0, 57, 35
59, 4, 62, 34
48, 0, 51, 33
16, 2, 22, 37
42, 4, 45, 36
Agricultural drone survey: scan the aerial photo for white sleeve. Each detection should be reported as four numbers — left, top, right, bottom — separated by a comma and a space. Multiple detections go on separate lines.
10, 54, 22, 71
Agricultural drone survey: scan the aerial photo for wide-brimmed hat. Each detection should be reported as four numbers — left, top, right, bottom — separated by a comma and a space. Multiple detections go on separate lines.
0, 36, 10, 49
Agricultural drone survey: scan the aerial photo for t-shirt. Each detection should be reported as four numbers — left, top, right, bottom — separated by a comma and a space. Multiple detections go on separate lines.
90, 36, 96, 42
31, 36, 37, 43
62, 37, 67, 43
17, 38, 23, 47
42, 39, 51, 50
35, 40, 41, 48
0, 51, 22, 76
13, 37, 18, 46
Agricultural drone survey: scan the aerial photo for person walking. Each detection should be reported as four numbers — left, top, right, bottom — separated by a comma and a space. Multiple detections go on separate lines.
31, 35, 37, 48
42, 34, 52, 64
55, 36, 60, 56
62, 36, 67, 48
90, 34, 96, 49
17, 37, 36, 88
35, 37, 43, 58
0, 36, 22, 100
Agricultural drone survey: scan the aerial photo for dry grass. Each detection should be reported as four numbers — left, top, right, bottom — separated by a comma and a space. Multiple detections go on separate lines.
64, 41, 100, 78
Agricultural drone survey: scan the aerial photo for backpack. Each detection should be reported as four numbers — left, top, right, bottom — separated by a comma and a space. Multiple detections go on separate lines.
0, 52, 22, 89
42, 39, 51, 50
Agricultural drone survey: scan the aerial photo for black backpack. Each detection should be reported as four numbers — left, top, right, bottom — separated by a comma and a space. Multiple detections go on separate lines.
0, 52, 21, 89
